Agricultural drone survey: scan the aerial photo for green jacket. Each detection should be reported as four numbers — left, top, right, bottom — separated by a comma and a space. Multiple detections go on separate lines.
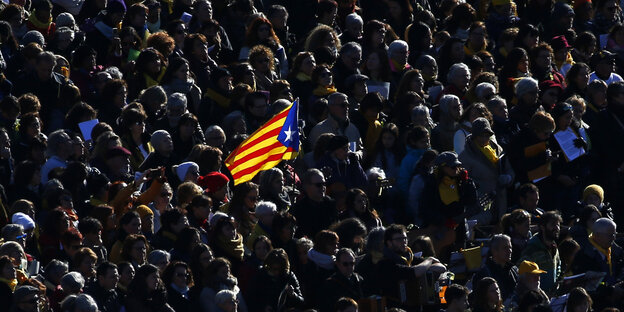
518, 233, 560, 294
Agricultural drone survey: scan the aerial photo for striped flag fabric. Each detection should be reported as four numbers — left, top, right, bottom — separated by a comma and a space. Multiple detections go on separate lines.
225, 99, 300, 185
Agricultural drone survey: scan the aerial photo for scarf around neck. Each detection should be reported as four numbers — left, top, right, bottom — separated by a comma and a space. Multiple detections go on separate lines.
217, 233, 244, 261
28, 11, 52, 30
296, 72, 311, 81
308, 248, 336, 270
589, 233, 612, 274
0, 277, 17, 291
313, 85, 337, 97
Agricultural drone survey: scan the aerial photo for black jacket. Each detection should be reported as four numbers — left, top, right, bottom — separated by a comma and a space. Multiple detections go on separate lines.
571, 240, 624, 286
84, 282, 122, 312
165, 285, 191, 312
472, 257, 519, 301
247, 270, 304, 312
291, 196, 338, 239
319, 272, 364, 312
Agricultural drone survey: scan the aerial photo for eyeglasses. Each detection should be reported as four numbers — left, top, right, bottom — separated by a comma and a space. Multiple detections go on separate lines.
15, 233, 27, 240
341, 261, 355, 266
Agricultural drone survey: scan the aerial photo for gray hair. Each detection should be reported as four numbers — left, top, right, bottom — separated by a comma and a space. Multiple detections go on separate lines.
260, 167, 283, 191
366, 226, 386, 253
255, 201, 277, 217
44, 259, 69, 280
411, 105, 435, 128
339, 41, 362, 56
514, 77, 539, 97
328, 92, 348, 106
46, 129, 71, 157
74, 293, 98, 312
55, 26, 75, 42
302, 168, 324, 185
439, 94, 461, 114
139, 85, 167, 106
490, 234, 511, 250
415, 54, 437, 70
60, 271, 85, 293
0, 241, 25, 261
388, 40, 408, 55
447, 63, 470, 83
214, 289, 237, 305
366, 167, 386, 180
345, 13, 363, 27
486, 95, 507, 112
104, 66, 123, 79
1, 223, 23, 240
147, 249, 171, 265
167, 92, 188, 110
475, 82, 496, 99
295, 237, 314, 251
593, 217, 617, 234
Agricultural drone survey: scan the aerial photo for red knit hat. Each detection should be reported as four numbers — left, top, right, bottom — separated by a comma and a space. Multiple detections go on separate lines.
198, 172, 230, 193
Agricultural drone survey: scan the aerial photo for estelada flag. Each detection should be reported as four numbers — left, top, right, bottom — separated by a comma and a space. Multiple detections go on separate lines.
225, 99, 300, 185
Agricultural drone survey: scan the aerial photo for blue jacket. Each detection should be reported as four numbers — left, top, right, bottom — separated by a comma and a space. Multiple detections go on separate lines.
397, 147, 426, 194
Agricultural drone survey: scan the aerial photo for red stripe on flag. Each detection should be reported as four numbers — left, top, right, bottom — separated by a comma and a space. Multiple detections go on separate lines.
227, 140, 284, 169
224, 109, 290, 163
230, 148, 295, 180
236, 126, 283, 153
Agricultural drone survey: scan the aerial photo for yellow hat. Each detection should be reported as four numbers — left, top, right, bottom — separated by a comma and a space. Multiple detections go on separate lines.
135, 205, 154, 218
583, 184, 604, 203
492, 0, 512, 6
518, 261, 547, 275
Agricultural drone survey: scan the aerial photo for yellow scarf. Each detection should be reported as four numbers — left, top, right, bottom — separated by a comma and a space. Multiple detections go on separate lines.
313, 85, 337, 97
439, 176, 460, 205
143, 67, 166, 88
401, 246, 415, 266
217, 233, 245, 261
162, 0, 174, 14
204, 88, 231, 108
28, 11, 52, 30
555, 52, 575, 72
296, 72, 311, 81
589, 234, 612, 274
0, 277, 17, 292
479, 144, 499, 165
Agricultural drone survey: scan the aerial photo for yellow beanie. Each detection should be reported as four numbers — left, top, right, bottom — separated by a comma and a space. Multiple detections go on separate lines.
583, 184, 604, 203
135, 205, 154, 218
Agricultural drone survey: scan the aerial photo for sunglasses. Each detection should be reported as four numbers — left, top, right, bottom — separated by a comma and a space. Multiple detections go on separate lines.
15, 233, 27, 240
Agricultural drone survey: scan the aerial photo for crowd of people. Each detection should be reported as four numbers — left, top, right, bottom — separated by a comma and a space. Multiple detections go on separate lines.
0, 0, 624, 311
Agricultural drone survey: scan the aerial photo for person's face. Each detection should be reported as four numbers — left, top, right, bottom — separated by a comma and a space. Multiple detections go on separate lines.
216, 265, 230, 281
132, 9, 147, 28
603, 0, 618, 19
142, 215, 154, 235
254, 241, 271, 260
492, 239, 512, 264
197, 1, 212, 20
414, 134, 430, 149
543, 219, 561, 241
301, 55, 316, 76
179, 120, 195, 140
365, 52, 381, 72
131, 240, 147, 264
319, 67, 333, 86
557, 111, 573, 130
487, 283, 501, 306
100, 268, 119, 290
123, 217, 142, 235
594, 227, 616, 249
343, 50, 362, 70
515, 219, 530, 237
492, 102, 508, 119
130, 119, 145, 137
80, 256, 96, 278
36, 58, 55, 80
353, 194, 368, 214
411, 72, 425, 93
448, 99, 462, 120
61, 194, 74, 209
171, 216, 189, 234
541, 87, 560, 108
86, 229, 103, 246
346, 21, 363, 38
336, 252, 356, 277
205, 130, 226, 149
518, 55, 529, 73
173, 24, 186, 44
573, 301, 590, 312
521, 87, 539, 107
381, 132, 396, 149
453, 69, 471, 90
523, 33, 539, 49
573, 101, 586, 121
119, 265, 135, 287
114, 86, 127, 107
175, 62, 190, 81
250, 98, 268, 118
534, 128, 552, 141
524, 273, 541, 290
391, 46, 409, 65
586, 211, 601, 229
146, 271, 159, 291
329, 96, 349, 121
254, 54, 271, 73
271, 173, 284, 194
1, 262, 15, 280
173, 266, 189, 288
159, 133, 174, 154
257, 23, 272, 41
388, 231, 408, 253
200, 250, 213, 269
222, 223, 237, 240
192, 39, 209, 62
156, 188, 172, 208
10, 228, 26, 248
305, 173, 326, 201
442, 164, 461, 178
597, 59, 616, 76
520, 191, 539, 210
473, 133, 491, 147
269, 10, 288, 30
244, 189, 259, 210
147, 57, 162, 75
333, 144, 349, 161
372, 28, 386, 46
